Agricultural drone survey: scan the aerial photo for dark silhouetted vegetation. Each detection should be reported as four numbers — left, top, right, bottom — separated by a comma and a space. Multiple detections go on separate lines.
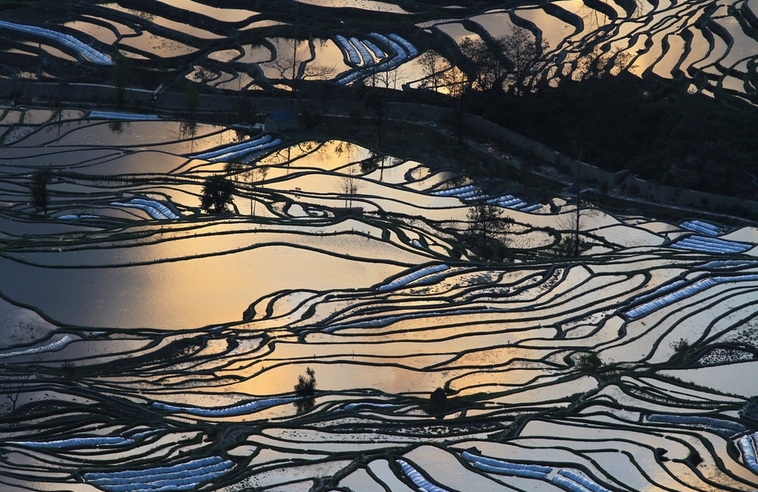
669, 338, 692, 365
465, 202, 513, 261
294, 367, 316, 414
200, 175, 235, 214
428, 387, 447, 415
425, 387, 483, 419
111, 52, 131, 108
575, 352, 603, 372
739, 397, 758, 426
478, 74, 758, 199
61, 360, 76, 378
29, 167, 52, 214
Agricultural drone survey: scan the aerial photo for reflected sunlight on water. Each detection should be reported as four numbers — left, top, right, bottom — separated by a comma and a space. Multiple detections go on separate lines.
1, 0, 758, 481
0, 236, 420, 328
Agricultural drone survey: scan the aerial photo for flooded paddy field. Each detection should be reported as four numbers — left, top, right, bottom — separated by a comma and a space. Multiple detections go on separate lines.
0, 106, 757, 492
0, 0, 756, 102
0, 0, 757, 490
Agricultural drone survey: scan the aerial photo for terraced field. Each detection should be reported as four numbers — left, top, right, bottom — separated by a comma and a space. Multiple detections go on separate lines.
0, 106, 757, 491
0, 0, 757, 102
1, 0, 758, 491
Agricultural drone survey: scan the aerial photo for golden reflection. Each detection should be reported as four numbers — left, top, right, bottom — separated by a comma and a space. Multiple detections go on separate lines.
161, 0, 257, 22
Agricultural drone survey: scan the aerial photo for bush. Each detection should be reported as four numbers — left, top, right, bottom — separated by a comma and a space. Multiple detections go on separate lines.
200, 175, 235, 214
575, 352, 602, 372
59, 360, 78, 379
428, 387, 447, 415
465, 202, 512, 261
294, 367, 316, 413
670, 338, 689, 354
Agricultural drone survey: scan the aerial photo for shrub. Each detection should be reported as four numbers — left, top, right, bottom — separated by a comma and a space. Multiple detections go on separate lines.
670, 338, 689, 354
575, 352, 603, 372
669, 338, 692, 365
61, 360, 76, 378
294, 367, 316, 413
428, 387, 447, 415
200, 175, 235, 214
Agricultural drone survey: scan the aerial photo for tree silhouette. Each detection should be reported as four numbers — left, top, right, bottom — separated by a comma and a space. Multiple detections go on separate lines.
418, 51, 446, 102
428, 387, 448, 418
576, 46, 635, 81
461, 37, 506, 92
200, 175, 235, 214
501, 27, 549, 94
575, 352, 603, 372
294, 367, 316, 414
460, 28, 548, 95
465, 202, 513, 260
111, 52, 131, 108
337, 166, 362, 208
30, 167, 52, 214
241, 166, 269, 216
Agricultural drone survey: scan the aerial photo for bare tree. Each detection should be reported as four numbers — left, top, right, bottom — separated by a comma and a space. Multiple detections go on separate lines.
556, 206, 582, 257
501, 27, 548, 94
1, 353, 45, 414
2, 370, 33, 413
337, 166, 362, 208
460, 37, 505, 92
418, 50, 446, 101
465, 202, 513, 260
262, 39, 335, 83
575, 46, 635, 81
367, 66, 399, 89
419, 51, 469, 99
242, 166, 269, 216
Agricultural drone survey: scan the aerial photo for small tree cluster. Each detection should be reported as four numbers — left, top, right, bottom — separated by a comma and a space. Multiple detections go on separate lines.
427, 387, 447, 418
294, 367, 316, 414
337, 167, 361, 208
418, 50, 469, 102
465, 202, 513, 261
459, 27, 548, 95
200, 175, 235, 214
575, 352, 603, 372
669, 338, 691, 364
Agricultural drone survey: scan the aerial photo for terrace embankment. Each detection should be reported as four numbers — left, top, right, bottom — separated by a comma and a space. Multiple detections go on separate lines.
3, 80, 758, 223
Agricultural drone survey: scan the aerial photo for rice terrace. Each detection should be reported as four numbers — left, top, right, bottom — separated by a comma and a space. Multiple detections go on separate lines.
1, 0, 758, 490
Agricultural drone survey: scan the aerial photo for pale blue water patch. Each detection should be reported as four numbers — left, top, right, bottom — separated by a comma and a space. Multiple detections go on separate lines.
83, 455, 235, 492
738, 434, 758, 474
0, 20, 113, 65
461, 451, 550, 478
